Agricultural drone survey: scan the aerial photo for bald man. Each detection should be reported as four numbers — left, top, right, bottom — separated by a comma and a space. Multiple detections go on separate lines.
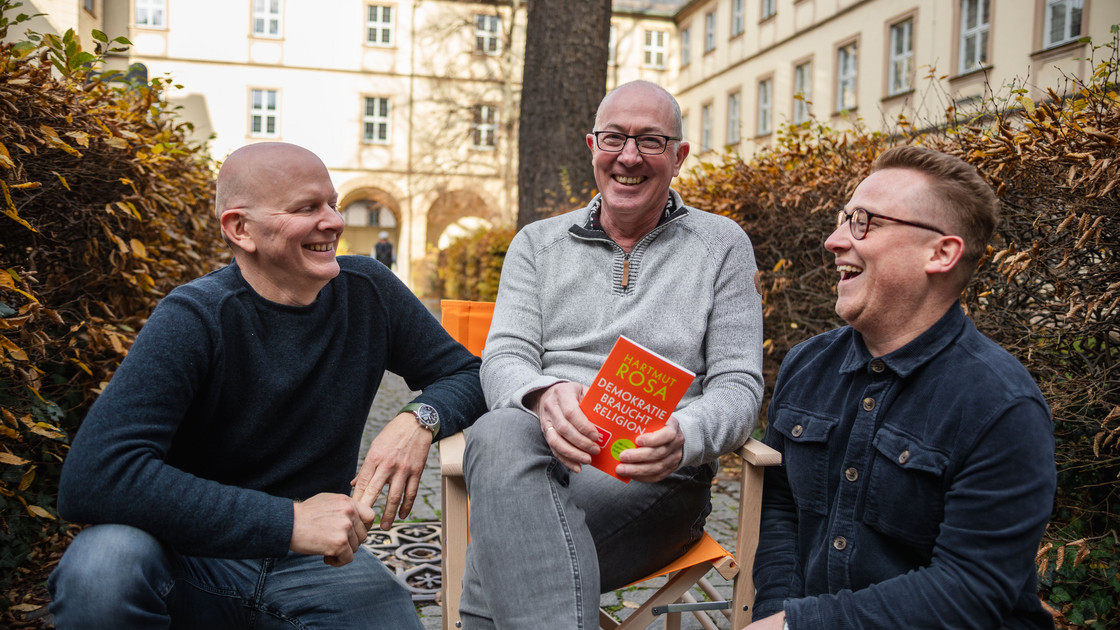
459, 81, 764, 627
49, 142, 486, 629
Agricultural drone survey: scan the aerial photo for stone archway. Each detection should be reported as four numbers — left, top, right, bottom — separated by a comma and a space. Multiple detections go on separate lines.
425, 190, 496, 250
339, 189, 402, 268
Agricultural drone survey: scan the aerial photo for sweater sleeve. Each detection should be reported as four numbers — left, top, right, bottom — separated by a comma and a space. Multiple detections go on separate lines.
57, 294, 295, 558
478, 227, 567, 411
671, 225, 765, 466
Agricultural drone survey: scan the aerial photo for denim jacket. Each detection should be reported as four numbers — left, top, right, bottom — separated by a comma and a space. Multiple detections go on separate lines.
753, 304, 1056, 630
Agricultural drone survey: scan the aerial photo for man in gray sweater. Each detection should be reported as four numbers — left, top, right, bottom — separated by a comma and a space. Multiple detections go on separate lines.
459, 81, 765, 628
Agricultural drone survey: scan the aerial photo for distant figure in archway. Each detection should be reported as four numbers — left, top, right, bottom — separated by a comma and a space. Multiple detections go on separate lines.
374, 231, 395, 268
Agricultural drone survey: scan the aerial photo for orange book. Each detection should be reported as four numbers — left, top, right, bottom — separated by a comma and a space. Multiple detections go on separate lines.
579, 336, 696, 483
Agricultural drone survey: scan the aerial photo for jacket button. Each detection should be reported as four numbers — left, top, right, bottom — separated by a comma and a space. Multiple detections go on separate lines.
898, 450, 910, 465
832, 536, 848, 551
844, 467, 859, 482
862, 397, 875, 411
791, 424, 804, 438
871, 360, 886, 373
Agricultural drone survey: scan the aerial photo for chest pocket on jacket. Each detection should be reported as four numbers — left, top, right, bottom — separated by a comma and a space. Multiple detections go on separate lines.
863, 424, 949, 550
770, 410, 837, 516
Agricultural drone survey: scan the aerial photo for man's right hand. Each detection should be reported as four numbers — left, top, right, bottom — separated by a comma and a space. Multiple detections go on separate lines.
525, 382, 601, 472
291, 493, 376, 566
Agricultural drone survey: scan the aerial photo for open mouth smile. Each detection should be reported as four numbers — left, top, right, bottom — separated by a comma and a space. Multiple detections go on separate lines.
305, 243, 335, 252
613, 175, 646, 185
838, 264, 863, 281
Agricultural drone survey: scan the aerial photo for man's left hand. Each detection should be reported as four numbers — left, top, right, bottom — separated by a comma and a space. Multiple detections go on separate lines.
615, 416, 685, 483
352, 412, 434, 530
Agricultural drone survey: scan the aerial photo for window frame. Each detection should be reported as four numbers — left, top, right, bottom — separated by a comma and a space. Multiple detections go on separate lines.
1043, 0, 1083, 49
700, 103, 713, 153
134, 0, 166, 29
471, 104, 498, 150
365, 4, 395, 47
727, 90, 741, 146
251, 0, 282, 39
249, 88, 280, 138
680, 25, 691, 67
793, 59, 812, 125
757, 77, 773, 137
761, 0, 777, 21
731, 0, 745, 38
474, 14, 501, 56
608, 24, 618, 66
362, 96, 392, 145
643, 30, 668, 69
887, 17, 914, 97
704, 11, 716, 53
835, 40, 859, 113
958, 0, 991, 74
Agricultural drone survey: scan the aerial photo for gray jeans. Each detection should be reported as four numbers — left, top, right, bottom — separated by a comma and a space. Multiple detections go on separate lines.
459, 407, 714, 629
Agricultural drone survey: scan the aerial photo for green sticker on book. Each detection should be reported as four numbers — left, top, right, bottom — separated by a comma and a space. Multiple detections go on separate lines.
611, 438, 636, 461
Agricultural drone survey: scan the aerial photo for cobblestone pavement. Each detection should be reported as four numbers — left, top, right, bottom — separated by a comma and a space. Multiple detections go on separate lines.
360, 370, 743, 629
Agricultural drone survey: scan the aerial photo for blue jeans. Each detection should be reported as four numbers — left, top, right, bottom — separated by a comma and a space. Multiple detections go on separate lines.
47, 524, 423, 629
459, 408, 713, 629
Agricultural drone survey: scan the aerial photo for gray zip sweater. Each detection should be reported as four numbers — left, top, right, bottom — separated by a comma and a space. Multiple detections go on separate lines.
481, 191, 764, 467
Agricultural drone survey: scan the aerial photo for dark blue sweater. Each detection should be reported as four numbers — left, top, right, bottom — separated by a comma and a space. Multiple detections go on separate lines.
58, 256, 485, 558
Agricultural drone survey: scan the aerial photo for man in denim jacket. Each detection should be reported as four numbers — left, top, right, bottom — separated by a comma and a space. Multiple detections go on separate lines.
749, 146, 1056, 630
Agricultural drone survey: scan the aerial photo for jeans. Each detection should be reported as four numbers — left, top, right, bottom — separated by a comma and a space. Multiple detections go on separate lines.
47, 523, 423, 629
459, 408, 713, 629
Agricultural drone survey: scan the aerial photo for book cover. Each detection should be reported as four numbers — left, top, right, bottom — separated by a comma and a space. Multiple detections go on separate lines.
579, 335, 696, 483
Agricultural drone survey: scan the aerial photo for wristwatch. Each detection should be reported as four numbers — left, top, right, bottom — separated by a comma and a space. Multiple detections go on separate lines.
400, 402, 440, 435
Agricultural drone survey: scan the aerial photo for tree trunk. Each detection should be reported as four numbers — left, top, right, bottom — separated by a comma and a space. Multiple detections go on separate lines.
517, 0, 612, 229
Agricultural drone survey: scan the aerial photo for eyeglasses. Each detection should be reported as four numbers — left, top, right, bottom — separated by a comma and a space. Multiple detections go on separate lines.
836, 207, 946, 240
592, 131, 680, 155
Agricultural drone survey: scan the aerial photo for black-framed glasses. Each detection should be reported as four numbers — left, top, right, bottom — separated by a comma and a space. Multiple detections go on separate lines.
836, 207, 946, 240
592, 131, 680, 155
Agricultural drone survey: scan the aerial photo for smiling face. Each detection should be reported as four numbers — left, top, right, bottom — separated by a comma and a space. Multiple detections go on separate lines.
587, 83, 689, 234
217, 143, 343, 306
825, 168, 950, 350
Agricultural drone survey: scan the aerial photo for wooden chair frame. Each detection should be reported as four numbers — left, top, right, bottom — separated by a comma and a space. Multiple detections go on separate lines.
437, 300, 780, 629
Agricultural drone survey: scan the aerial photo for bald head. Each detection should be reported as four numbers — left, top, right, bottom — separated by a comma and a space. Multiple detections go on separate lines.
594, 80, 683, 138
215, 142, 328, 220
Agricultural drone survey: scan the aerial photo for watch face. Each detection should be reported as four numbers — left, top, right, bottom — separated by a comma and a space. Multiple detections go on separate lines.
416, 404, 439, 429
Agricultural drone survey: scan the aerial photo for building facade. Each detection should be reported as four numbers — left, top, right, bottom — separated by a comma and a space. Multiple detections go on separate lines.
674, 0, 1118, 164
7, 1, 1117, 290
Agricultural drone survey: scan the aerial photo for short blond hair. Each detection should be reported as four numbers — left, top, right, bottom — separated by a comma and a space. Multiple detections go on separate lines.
873, 146, 998, 274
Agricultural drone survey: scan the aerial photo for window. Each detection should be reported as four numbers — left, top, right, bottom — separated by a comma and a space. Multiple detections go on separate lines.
84, 0, 95, 14
135, 0, 166, 28
366, 5, 394, 46
681, 113, 689, 142
472, 105, 497, 149
643, 30, 667, 68
608, 25, 618, 66
363, 97, 391, 144
793, 61, 812, 124
888, 19, 914, 96
701, 103, 712, 152
836, 42, 858, 111
1044, 0, 1083, 49
704, 11, 716, 52
958, 0, 990, 73
731, 0, 744, 37
475, 14, 501, 55
762, 0, 777, 20
758, 79, 773, 136
727, 91, 741, 145
252, 0, 281, 38
681, 27, 691, 66
250, 89, 279, 137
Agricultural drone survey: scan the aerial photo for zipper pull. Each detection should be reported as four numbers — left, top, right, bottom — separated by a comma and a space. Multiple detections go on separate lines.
622, 256, 630, 290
